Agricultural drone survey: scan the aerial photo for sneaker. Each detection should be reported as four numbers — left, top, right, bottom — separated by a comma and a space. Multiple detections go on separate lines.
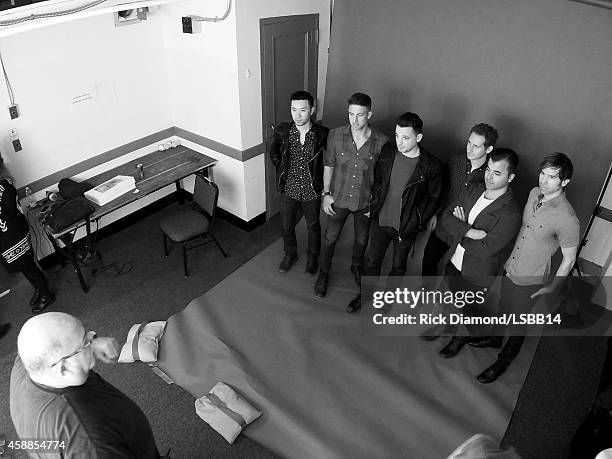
32, 293, 55, 314
278, 254, 298, 273
314, 272, 328, 298
29, 289, 42, 306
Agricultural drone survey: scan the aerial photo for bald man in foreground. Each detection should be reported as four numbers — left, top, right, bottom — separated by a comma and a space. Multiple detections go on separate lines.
10, 312, 160, 458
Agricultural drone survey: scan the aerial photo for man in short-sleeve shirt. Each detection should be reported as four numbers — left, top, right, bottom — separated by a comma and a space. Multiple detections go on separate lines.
10, 312, 161, 458
315, 93, 388, 298
472, 153, 580, 384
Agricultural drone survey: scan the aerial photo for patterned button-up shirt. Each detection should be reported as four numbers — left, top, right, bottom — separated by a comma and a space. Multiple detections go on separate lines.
323, 125, 388, 211
285, 124, 317, 202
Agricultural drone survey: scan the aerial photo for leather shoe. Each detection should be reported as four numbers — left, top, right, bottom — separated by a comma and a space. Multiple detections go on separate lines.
32, 293, 55, 314
419, 324, 448, 342
29, 289, 42, 306
305, 257, 318, 276
439, 337, 468, 358
278, 254, 298, 273
346, 294, 361, 313
467, 336, 503, 349
314, 272, 328, 298
350, 265, 362, 286
477, 360, 508, 384
0, 323, 11, 340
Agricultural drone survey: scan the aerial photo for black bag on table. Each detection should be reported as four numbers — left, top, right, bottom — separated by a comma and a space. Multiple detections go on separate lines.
58, 178, 93, 199
44, 197, 95, 233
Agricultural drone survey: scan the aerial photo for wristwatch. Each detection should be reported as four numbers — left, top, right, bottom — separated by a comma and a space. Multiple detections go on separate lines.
322, 191, 331, 197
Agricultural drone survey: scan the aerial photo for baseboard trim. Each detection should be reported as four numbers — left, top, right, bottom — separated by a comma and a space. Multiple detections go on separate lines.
216, 208, 266, 232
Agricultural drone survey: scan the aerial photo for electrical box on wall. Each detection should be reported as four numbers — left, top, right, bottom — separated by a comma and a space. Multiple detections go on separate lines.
182, 16, 202, 34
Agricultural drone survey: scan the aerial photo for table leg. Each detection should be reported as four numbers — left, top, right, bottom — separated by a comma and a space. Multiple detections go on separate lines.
47, 231, 90, 294
175, 179, 184, 205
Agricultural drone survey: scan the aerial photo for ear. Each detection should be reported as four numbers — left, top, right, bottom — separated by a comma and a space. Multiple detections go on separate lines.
310, 106, 316, 116
485, 146, 494, 154
508, 173, 516, 183
367, 111, 373, 120
561, 178, 570, 188
416, 133, 423, 143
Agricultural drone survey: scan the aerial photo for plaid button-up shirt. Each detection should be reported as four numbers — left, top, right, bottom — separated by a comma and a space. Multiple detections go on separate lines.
323, 125, 388, 211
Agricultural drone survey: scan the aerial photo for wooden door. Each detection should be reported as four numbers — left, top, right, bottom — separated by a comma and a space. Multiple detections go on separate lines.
260, 14, 319, 219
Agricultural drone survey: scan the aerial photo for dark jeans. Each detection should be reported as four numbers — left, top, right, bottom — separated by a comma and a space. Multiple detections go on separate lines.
444, 262, 490, 336
364, 218, 417, 277
422, 230, 450, 276
319, 205, 370, 274
280, 194, 321, 259
497, 275, 540, 366
21, 253, 51, 295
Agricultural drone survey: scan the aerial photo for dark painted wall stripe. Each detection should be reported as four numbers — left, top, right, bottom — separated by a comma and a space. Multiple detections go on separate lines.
18, 127, 266, 197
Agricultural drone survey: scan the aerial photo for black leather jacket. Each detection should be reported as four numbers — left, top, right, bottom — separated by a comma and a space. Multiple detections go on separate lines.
370, 143, 443, 240
266, 121, 329, 194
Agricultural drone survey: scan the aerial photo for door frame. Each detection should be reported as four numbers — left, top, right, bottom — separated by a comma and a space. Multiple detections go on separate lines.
260, 14, 319, 221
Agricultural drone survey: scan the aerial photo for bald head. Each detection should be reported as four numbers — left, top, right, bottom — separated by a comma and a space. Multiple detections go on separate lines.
18, 312, 84, 375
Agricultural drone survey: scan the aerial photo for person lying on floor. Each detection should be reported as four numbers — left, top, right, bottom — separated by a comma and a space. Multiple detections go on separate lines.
10, 312, 161, 458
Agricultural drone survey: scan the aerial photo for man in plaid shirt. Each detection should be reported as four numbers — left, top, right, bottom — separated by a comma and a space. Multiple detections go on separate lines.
315, 93, 388, 298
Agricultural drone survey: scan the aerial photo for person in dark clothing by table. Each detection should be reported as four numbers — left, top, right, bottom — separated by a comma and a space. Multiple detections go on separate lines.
10, 312, 161, 458
0, 153, 54, 314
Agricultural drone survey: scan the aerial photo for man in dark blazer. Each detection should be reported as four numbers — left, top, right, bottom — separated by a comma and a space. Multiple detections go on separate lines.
434, 148, 522, 362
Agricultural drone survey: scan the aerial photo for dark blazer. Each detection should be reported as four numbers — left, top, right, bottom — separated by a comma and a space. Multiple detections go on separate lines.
266, 121, 329, 194
370, 143, 443, 240
440, 184, 521, 286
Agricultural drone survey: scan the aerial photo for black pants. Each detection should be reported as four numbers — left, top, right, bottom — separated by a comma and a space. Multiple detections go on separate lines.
444, 262, 490, 336
497, 275, 540, 366
364, 218, 417, 277
280, 194, 321, 260
319, 205, 370, 274
20, 252, 51, 295
422, 230, 449, 276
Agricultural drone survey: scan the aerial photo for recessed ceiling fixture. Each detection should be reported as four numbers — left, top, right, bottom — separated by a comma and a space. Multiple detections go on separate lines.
114, 6, 147, 27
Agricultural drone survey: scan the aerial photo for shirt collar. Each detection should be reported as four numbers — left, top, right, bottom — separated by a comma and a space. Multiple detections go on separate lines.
537, 187, 566, 208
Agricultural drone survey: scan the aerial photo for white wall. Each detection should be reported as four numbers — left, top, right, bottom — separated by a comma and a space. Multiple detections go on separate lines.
0, 11, 171, 186
0, 0, 331, 224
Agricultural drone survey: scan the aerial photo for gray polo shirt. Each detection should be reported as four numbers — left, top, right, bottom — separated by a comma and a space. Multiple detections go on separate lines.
505, 187, 580, 286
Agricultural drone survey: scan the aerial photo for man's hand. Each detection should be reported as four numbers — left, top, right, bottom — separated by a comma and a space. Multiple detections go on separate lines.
531, 284, 556, 299
427, 214, 437, 231
322, 195, 336, 215
453, 206, 466, 222
91, 337, 120, 363
465, 229, 487, 240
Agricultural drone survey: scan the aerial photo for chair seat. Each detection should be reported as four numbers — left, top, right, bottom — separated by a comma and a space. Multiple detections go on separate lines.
160, 209, 210, 242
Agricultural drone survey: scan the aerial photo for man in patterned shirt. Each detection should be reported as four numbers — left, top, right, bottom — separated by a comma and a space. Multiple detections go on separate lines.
315, 93, 388, 298
267, 91, 329, 274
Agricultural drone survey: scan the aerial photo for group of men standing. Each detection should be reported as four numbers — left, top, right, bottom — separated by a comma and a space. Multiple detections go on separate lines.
267, 90, 580, 384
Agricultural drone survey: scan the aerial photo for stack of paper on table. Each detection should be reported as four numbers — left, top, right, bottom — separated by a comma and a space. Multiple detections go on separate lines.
84, 175, 136, 206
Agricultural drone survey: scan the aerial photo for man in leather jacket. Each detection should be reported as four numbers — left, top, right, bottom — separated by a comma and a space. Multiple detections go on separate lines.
346, 112, 442, 312
267, 90, 329, 274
